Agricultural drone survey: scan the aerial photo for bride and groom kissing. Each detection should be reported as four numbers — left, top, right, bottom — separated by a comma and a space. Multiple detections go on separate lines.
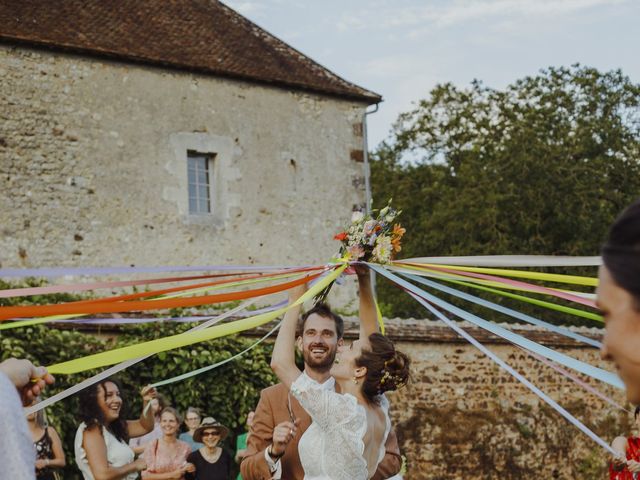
241, 267, 410, 480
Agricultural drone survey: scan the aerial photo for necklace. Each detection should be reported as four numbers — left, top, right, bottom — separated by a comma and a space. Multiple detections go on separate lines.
201, 447, 222, 463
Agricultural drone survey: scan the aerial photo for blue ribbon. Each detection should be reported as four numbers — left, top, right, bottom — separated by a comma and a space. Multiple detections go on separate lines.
370, 265, 622, 390
403, 287, 617, 456
402, 273, 601, 348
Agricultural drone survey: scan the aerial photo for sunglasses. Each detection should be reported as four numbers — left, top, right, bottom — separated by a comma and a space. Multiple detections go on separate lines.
201, 430, 220, 437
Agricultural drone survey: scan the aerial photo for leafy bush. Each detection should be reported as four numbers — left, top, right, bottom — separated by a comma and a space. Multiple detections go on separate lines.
1, 322, 277, 478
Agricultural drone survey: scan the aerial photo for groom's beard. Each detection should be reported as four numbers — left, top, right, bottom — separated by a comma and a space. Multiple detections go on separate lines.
303, 343, 337, 371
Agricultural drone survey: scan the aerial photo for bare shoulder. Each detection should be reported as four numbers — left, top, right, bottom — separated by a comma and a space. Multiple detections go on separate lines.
612, 436, 629, 450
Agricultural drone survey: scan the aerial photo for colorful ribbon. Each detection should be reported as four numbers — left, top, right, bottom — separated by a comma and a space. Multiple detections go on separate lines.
24, 299, 258, 415
150, 321, 281, 387
0, 271, 323, 321
401, 274, 602, 347
405, 288, 617, 456
46, 265, 346, 375
370, 265, 622, 389
400, 255, 602, 267
406, 263, 598, 287
398, 262, 597, 309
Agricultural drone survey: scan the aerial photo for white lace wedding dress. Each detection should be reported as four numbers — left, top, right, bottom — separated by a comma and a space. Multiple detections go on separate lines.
290, 373, 391, 480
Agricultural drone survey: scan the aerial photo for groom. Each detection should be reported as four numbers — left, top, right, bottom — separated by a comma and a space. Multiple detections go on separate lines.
240, 271, 402, 480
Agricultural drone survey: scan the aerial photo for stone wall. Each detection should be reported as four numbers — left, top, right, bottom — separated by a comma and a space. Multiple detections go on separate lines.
375, 320, 626, 480
0, 45, 367, 300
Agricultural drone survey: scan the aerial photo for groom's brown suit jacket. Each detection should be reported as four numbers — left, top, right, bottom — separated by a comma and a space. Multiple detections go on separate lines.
240, 382, 402, 480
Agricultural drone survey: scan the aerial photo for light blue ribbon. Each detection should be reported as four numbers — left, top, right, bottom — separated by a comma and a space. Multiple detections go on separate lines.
404, 287, 617, 456
402, 273, 602, 348
370, 265, 623, 390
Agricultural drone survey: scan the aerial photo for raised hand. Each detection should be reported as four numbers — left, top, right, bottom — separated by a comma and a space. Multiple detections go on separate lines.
140, 385, 157, 403
0, 358, 55, 406
271, 420, 298, 456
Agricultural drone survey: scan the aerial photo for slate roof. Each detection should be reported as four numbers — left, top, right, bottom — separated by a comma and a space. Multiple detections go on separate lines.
0, 0, 381, 103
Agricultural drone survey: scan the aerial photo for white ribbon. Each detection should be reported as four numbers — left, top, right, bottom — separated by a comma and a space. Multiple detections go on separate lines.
25, 299, 258, 415
399, 255, 602, 267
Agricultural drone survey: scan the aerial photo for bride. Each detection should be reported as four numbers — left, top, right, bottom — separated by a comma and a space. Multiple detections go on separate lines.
271, 268, 410, 480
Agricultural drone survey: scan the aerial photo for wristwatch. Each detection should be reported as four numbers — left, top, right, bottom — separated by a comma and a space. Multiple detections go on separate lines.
268, 444, 284, 460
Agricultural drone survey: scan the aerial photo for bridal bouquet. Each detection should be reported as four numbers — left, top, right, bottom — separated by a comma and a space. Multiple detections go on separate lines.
333, 201, 405, 264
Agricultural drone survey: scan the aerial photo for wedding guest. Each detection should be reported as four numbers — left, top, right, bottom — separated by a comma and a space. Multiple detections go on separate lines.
75, 379, 156, 480
142, 407, 194, 479
28, 398, 66, 479
185, 417, 232, 480
610, 406, 640, 479
179, 407, 203, 451
234, 411, 254, 480
0, 358, 54, 479
130, 394, 169, 454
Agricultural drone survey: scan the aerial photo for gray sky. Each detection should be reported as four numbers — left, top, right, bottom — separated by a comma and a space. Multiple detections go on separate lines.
222, 0, 640, 150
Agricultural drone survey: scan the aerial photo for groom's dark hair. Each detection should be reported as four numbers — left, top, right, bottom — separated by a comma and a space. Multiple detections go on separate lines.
298, 303, 344, 339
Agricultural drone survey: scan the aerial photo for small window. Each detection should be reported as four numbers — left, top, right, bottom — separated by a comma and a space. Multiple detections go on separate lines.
187, 152, 212, 214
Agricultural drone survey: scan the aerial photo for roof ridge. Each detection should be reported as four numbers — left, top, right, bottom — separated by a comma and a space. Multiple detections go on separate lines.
0, 0, 382, 104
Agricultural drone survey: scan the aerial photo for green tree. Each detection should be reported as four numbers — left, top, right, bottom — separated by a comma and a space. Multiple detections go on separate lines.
372, 65, 640, 318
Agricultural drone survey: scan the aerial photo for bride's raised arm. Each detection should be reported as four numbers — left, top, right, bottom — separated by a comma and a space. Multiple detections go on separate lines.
357, 265, 380, 340
270, 284, 306, 389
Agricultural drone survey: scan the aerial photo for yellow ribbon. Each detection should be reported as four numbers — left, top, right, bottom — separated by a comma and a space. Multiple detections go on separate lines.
0, 271, 304, 331
391, 263, 593, 298
402, 263, 598, 287
48, 264, 347, 375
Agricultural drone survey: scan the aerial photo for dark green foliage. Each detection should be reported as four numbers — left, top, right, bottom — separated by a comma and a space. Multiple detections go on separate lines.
1, 322, 277, 478
372, 65, 640, 319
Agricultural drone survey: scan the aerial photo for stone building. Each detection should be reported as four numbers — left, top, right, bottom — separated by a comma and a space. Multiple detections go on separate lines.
0, 0, 380, 272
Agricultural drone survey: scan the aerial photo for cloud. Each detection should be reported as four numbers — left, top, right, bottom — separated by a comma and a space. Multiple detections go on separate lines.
221, 1, 265, 16
338, 0, 631, 32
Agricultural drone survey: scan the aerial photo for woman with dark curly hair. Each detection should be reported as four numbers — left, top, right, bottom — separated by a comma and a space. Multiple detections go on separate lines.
74, 379, 157, 480
271, 270, 410, 480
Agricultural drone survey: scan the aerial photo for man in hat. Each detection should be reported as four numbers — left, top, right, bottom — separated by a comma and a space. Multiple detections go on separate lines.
240, 272, 402, 480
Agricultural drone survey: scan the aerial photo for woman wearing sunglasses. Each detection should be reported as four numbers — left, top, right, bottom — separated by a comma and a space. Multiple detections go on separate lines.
185, 417, 232, 479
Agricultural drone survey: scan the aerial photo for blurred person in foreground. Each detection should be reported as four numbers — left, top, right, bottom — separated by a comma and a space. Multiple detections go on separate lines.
0, 357, 54, 479
599, 199, 640, 475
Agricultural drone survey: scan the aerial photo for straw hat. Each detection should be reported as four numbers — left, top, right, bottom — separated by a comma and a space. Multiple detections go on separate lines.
192, 417, 229, 443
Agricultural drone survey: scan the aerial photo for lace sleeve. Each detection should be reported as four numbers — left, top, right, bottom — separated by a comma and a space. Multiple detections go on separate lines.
290, 375, 361, 431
